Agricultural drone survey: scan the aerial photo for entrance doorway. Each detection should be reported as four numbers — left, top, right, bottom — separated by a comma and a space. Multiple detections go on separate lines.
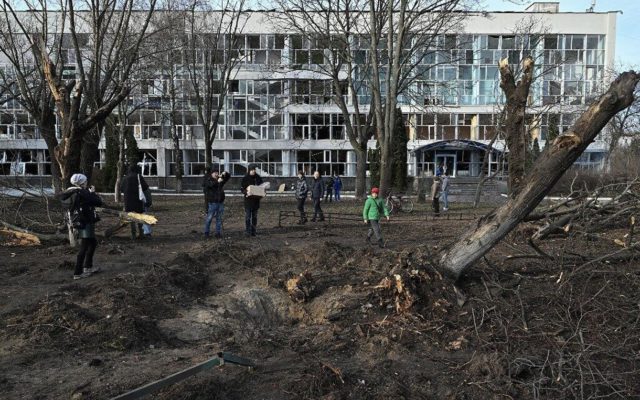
435, 153, 456, 177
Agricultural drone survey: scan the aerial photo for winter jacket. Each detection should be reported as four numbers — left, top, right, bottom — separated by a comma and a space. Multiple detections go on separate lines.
325, 177, 334, 192
295, 177, 308, 200
59, 187, 103, 229
333, 176, 342, 191
241, 173, 264, 210
310, 177, 325, 199
363, 196, 389, 221
121, 171, 149, 213
204, 172, 230, 203
431, 179, 441, 199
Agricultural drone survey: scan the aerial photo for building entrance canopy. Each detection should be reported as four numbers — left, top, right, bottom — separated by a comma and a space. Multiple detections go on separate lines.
412, 140, 504, 178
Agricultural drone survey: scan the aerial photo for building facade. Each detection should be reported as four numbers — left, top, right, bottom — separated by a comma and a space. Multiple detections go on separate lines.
0, 2, 617, 188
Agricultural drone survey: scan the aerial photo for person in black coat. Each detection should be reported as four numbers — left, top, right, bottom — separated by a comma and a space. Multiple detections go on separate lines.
240, 163, 263, 236
121, 164, 150, 239
310, 170, 325, 222
203, 164, 230, 238
59, 173, 103, 280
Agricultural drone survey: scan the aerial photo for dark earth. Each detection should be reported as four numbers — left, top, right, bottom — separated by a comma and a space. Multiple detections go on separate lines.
1, 193, 639, 399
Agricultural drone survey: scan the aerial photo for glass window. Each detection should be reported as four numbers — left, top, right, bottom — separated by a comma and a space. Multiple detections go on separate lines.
571, 35, 584, 50
544, 35, 558, 50
247, 35, 260, 49
488, 35, 499, 49
502, 36, 515, 49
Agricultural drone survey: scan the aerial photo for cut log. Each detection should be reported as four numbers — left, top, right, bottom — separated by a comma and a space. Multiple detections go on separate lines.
439, 71, 640, 280
0, 228, 41, 246
96, 207, 158, 225
1, 221, 65, 242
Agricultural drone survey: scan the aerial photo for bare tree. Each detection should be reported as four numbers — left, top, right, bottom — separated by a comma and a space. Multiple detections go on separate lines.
4, 0, 157, 189
268, 1, 374, 198
150, 3, 190, 192
184, 0, 248, 167
367, 0, 469, 196
439, 71, 639, 280
605, 80, 640, 165
0, 1, 62, 192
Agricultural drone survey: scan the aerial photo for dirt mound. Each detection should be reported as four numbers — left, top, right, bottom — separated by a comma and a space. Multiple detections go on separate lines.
2, 253, 210, 352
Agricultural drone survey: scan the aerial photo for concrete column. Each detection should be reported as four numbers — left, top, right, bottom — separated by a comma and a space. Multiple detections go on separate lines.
345, 151, 356, 177
282, 150, 292, 177
156, 146, 167, 177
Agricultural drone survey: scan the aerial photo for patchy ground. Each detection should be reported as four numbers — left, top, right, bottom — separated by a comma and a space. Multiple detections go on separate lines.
1, 194, 639, 399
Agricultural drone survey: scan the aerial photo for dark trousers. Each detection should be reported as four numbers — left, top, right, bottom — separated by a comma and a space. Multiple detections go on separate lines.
312, 198, 324, 221
367, 220, 383, 242
296, 198, 307, 222
245, 207, 258, 234
130, 222, 143, 239
432, 196, 440, 215
75, 238, 97, 275
325, 189, 333, 202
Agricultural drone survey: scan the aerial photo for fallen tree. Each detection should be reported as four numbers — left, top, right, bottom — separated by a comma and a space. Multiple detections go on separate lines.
439, 71, 640, 280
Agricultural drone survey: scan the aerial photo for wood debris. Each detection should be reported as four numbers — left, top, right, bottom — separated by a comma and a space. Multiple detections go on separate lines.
0, 228, 41, 246
286, 271, 315, 303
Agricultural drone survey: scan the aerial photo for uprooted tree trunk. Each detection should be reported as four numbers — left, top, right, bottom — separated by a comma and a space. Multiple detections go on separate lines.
439, 71, 640, 281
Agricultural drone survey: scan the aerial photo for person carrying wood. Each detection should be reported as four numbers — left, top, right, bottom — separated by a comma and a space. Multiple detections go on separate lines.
121, 164, 152, 239
59, 173, 103, 280
241, 164, 263, 236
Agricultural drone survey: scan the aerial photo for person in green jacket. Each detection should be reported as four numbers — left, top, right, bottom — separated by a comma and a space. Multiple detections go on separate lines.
363, 187, 390, 248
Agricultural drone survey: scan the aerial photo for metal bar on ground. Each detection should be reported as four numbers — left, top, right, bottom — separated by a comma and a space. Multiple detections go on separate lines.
110, 352, 254, 400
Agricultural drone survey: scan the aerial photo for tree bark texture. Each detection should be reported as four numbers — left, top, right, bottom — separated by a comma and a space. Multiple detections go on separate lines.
439, 71, 640, 280
499, 57, 534, 197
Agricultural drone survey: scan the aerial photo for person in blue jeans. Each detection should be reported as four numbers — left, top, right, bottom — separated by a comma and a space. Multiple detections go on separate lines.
441, 172, 450, 211
203, 164, 230, 238
333, 172, 342, 201
241, 164, 263, 236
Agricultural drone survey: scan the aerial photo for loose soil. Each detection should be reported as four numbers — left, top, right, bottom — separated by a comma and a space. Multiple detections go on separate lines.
1, 194, 639, 399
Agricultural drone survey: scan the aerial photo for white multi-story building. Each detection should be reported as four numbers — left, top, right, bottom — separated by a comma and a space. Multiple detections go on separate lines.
0, 2, 617, 188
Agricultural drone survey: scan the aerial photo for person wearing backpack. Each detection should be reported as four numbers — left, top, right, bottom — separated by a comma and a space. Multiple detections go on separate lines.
59, 173, 103, 280
362, 187, 390, 248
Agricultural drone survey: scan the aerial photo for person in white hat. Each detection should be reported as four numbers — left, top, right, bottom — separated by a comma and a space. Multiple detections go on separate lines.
59, 173, 103, 279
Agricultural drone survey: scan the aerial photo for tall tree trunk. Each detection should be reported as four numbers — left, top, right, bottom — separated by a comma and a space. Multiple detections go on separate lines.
500, 57, 534, 197
354, 144, 368, 199
439, 71, 640, 280
378, 137, 393, 196
114, 106, 126, 203
172, 135, 183, 193
169, 70, 183, 193
39, 116, 62, 193
204, 133, 212, 167
80, 125, 101, 183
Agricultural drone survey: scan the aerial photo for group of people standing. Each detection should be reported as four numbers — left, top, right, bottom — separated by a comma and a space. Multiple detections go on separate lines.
294, 171, 343, 224
63, 162, 451, 279
202, 163, 264, 238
